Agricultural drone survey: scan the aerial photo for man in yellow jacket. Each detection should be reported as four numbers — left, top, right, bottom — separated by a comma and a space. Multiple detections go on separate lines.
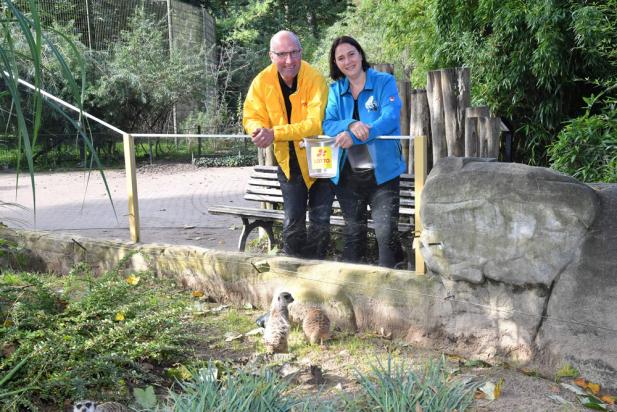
243, 30, 333, 259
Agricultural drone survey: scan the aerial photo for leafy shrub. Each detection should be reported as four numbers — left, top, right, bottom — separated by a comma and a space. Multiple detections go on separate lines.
193, 153, 256, 168
549, 96, 617, 183
352, 355, 478, 412
0, 261, 190, 410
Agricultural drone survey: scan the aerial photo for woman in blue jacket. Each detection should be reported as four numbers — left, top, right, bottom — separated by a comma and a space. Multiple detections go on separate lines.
323, 36, 406, 268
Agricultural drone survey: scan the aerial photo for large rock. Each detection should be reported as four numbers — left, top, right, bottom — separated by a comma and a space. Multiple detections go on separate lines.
419, 157, 598, 286
535, 184, 617, 390
419, 158, 617, 389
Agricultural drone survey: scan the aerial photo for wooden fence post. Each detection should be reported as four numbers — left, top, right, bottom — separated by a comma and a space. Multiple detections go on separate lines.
409, 89, 431, 174
123, 133, 140, 242
464, 106, 489, 157
426, 70, 446, 164
413, 135, 427, 274
478, 117, 501, 158
440, 68, 470, 157
373, 63, 394, 74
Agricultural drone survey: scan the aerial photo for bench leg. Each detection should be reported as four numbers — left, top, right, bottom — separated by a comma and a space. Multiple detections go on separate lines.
238, 218, 275, 252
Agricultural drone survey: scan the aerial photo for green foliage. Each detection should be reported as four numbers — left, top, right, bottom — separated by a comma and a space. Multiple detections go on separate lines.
312, 0, 617, 166
87, 7, 207, 133
0, 263, 191, 410
193, 153, 256, 168
203, 0, 351, 121
554, 363, 579, 382
352, 355, 478, 412
167, 362, 298, 411
549, 94, 617, 182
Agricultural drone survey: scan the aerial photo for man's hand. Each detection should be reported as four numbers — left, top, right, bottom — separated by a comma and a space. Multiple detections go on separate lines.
251, 127, 275, 148
349, 121, 371, 141
334, 131, 353, 149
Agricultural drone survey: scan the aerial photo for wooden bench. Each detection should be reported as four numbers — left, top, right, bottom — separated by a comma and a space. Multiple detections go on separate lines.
208, 165, 415, 255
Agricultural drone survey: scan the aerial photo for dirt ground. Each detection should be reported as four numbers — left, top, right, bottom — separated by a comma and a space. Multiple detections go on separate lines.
189, 301, 607, 412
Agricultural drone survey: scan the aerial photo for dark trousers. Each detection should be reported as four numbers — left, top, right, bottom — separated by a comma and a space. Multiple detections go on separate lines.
277, 167, 334, 259
334, 162, 403, 268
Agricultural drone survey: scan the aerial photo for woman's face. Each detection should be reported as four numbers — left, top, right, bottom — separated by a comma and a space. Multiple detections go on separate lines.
334, 42, 363, 80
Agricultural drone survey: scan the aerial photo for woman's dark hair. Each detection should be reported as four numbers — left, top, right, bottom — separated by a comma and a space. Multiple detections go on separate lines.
329, 36, 370, 81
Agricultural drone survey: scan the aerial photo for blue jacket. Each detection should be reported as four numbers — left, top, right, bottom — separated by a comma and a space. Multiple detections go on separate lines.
323, 68, 406, 185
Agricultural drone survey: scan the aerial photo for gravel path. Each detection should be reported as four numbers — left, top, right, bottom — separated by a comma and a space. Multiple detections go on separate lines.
0, 163, 253, 250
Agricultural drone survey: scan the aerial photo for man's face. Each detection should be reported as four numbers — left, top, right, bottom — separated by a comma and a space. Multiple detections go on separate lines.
269, 34, 302, 84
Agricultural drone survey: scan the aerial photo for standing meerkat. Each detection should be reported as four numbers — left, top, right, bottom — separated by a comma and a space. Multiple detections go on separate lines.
302, 307, 331, 345
264, 291, 294, 353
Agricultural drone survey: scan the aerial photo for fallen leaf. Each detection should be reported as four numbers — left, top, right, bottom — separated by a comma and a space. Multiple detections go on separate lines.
126, 274, 140, 285
600, 395, 615, 405
547, 394, 571, 405
562, 382, 587, 396
192, 290, 204, 298
115, 311, 125, 321
244, 328, 264, 336
575, 377, 588, 388
587, 382, 601, 395
476, 379, 504, 401
211, 304, 230, 312
224, 333, 244, 342
579, 395, 607, 410
494, 378, 504, 399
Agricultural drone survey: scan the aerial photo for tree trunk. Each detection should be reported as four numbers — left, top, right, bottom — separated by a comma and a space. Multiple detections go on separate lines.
426, 70, 446, 164
439, 67, 470, 157
409, 89, 430, 173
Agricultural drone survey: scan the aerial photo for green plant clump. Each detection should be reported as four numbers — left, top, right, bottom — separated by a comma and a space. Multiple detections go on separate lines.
0, 262, 190, 410
352, 355, 478, 412
549, 96, 617, 183
167, 363, 298, 412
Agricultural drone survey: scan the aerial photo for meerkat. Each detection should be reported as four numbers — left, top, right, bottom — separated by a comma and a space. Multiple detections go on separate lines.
302, 307, 331, 345
263, 291, 294, 353
73, 400, 127, 412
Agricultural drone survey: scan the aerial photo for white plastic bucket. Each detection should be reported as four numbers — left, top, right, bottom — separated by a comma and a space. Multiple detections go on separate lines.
303, 136, 339, 178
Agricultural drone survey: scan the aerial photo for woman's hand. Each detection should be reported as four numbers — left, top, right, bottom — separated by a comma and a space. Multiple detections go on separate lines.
334, 131, 353, 149
349, 121, 371, 141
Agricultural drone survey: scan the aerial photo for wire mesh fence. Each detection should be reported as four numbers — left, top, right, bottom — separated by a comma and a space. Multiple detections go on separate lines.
0, 128, 257, 171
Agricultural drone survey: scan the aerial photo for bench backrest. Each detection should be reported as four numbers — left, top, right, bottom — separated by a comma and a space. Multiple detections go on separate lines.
245, 165, 415, 222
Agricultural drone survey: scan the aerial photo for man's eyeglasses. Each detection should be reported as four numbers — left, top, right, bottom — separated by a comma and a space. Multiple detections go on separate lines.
270, 49, 302, 59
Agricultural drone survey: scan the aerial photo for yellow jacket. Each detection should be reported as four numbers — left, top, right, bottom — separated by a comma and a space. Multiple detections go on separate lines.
243, 61, 328, 188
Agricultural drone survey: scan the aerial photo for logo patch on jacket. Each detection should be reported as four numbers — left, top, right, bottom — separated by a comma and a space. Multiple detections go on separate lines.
365, 96, 378, 111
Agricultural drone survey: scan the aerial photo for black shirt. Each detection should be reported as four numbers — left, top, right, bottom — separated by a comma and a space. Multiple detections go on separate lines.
278, 73, 301, 176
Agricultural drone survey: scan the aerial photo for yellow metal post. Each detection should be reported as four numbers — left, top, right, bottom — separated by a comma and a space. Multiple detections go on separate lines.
123, 133, 140, 242
413, 135, 427, 273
